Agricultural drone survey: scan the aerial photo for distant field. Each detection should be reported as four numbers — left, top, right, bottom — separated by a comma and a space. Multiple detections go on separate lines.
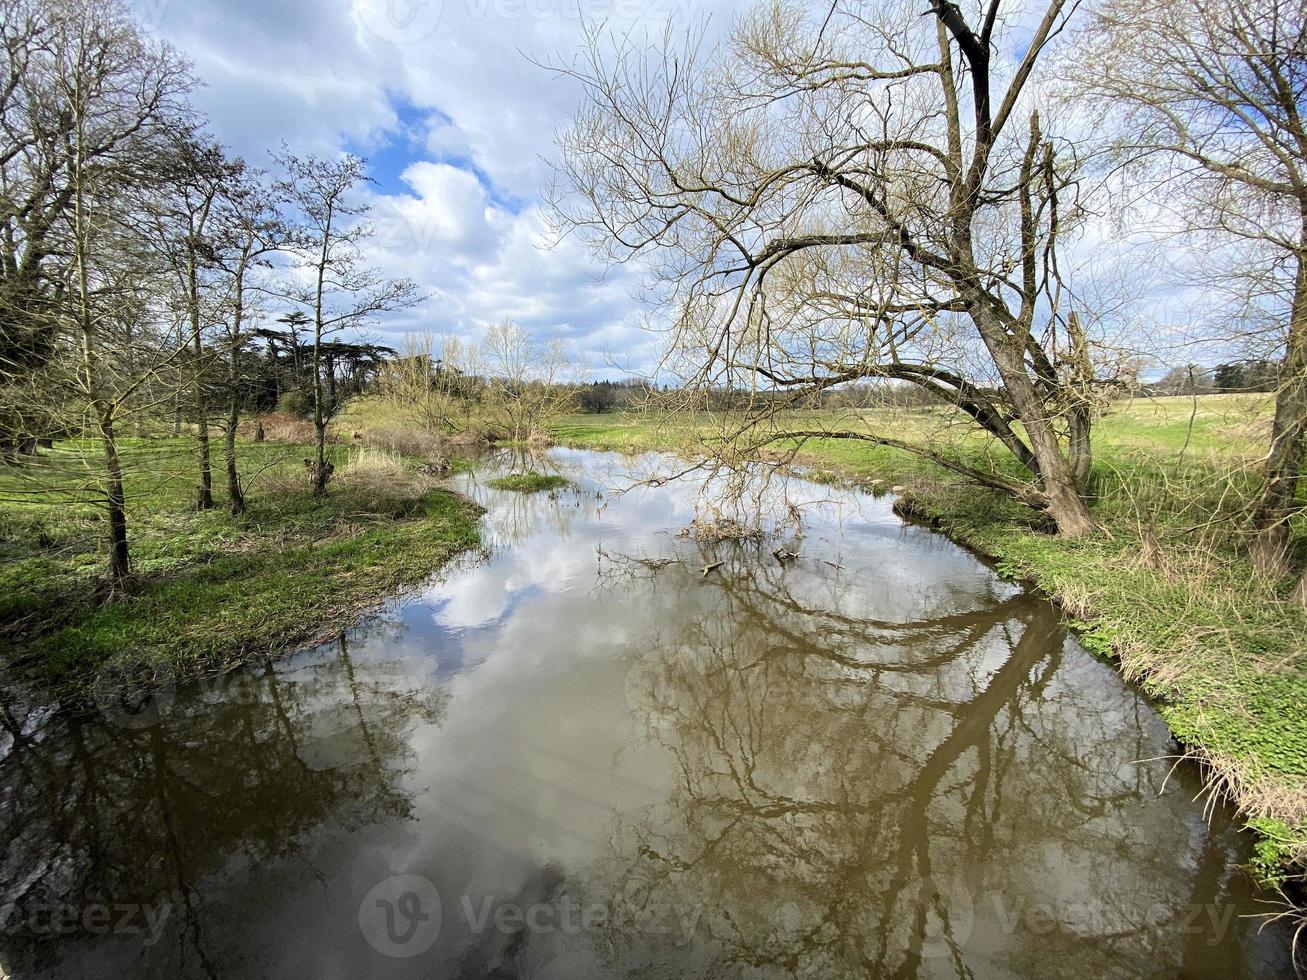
1096, 393, 1275, 457
557, 393, 1276, 461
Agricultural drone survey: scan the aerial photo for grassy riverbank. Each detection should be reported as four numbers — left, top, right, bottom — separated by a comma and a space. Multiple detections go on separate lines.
556, 396, 1307, 885
0, 438, 482, 694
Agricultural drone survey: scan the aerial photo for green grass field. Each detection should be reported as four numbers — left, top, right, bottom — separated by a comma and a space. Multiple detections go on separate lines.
0, 437, 481, 692
557, 393, 1277, 460
556, 395, 1307, 880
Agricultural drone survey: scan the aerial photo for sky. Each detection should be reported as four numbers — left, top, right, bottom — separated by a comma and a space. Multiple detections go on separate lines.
128, 0, 1249, 380
131, 0, 743, 378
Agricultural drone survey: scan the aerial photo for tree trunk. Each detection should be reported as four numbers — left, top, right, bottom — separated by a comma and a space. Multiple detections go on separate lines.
1068, 405, 1093, 495
312, 210, 330, 498
226, 276, 246, 516
190, 263, 214, 511
195, 421, 214, 509
1043, 473, 1097, 537
100, 413, 130, 585
971, 300, 1097, 536
312, 416, 329, 496
1250, 239, 1307, 576
225, 407, 244, 515
1065, 313, 1095, 495
311, 342, 329, 493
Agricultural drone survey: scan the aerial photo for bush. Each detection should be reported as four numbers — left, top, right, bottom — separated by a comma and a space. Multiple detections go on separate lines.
277, 389, 313, 419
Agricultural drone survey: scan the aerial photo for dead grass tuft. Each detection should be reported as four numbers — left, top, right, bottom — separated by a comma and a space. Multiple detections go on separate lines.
249, 413, 318, 445
680, 515, 764, 542
353, 426, 449, 460
337, 448, 436, 511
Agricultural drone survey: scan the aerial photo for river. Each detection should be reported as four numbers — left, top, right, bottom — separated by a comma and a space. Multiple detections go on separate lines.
0, 447, 1297, 978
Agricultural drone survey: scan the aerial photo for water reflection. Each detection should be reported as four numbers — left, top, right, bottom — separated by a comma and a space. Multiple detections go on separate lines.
585, 555, 1286, 977
0, 448, 1296, 978
0, 639, 446, 977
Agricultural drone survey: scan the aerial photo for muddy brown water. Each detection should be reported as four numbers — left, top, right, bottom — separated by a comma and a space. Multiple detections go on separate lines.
0, 447, 1299, 978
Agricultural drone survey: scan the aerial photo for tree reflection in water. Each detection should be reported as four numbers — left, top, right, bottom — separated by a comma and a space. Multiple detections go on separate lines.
0, 448, 1295, 979
579, 548, 1289, 979
0, 634, 446, 977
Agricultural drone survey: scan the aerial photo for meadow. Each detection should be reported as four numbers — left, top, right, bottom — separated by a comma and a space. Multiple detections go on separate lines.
0, 434, 481, 692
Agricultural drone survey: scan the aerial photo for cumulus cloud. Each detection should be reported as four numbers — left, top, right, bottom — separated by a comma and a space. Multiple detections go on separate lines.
138, 0, 731, 378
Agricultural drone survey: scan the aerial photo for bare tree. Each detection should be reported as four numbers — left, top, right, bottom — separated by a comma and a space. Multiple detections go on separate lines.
473, 320, 577, 443
0, 0, 69, 456
212, 167, 286, 514
377, 330, 475, 435
276, 151, 419, 495
1069, 0, 1307, 575
550, 0, 1125, 535
149, 135, 241, 510
48, 0, 194, 581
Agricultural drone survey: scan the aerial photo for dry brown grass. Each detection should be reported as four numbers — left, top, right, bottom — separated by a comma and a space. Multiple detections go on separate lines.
246, 413, 317, 445
336, 447, 436, 510
679, 515, 765, 543
348, 425, 451, 460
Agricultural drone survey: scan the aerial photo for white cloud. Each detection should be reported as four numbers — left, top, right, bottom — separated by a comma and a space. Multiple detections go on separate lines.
140, 0, 736, 377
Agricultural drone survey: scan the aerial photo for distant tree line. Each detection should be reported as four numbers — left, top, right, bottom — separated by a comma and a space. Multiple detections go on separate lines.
1140, 360, 1282, 397
573, 379, 656, 413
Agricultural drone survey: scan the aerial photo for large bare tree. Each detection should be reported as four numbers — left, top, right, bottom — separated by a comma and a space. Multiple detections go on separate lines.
551, 0, 1124, 535
1069, 0, 1307, 576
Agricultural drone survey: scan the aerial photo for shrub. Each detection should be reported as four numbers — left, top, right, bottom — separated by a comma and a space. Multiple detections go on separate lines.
337, 448, 434, 514
276, 389, 313, 419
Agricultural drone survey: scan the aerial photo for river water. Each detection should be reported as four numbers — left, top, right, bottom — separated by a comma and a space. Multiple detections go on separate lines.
0, 448, 1297, 978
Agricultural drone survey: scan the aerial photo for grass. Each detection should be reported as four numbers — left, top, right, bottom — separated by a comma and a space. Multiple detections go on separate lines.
555, 396, 1307, 884
486, 472, 574, 493
0, 437, 482, 694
